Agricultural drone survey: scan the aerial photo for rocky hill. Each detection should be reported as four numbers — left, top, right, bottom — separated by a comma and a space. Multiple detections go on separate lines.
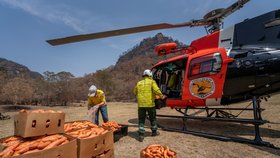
0, 58, 42, 79
117, 33, 185, 64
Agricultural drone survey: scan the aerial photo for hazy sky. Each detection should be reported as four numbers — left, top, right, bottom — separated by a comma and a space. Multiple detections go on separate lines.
0, 0, 279, 77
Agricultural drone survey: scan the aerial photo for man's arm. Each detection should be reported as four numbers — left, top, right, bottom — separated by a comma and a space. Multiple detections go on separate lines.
152, 80, 166, 99
95, 101, 106, 107
87, 98, 92, 110
133, 84, 138, 96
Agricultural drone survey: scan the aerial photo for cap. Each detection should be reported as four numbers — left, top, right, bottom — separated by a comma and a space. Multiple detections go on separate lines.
88, 85, 97, 97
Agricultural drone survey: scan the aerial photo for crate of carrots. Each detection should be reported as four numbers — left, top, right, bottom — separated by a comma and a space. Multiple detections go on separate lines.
64, 121, 114, 158
101, 122, 128, 142
140, 144, 176, 158
0, 134, 77, 158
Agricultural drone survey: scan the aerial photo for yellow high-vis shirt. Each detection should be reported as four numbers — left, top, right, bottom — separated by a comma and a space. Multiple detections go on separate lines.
88, 89, 106, 107
134, 77, 163, 107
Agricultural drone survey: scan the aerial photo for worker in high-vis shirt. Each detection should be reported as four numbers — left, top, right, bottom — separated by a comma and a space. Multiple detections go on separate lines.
134, 69, 166, 142
88, 85, 109, 125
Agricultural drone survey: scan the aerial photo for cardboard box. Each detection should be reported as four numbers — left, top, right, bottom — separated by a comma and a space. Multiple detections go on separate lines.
76, 130, 114, 158
0, 134, 77, 158
14, 112, 65, 138
93, 148, 114, 158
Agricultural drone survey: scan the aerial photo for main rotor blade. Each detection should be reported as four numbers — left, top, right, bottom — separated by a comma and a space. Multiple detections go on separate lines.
222, 0, 250, 19
47, 20, 206, 46
205, 0, 250, 21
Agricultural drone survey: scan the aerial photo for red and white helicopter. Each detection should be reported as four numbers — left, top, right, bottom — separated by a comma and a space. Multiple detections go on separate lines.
47, 0, 280, 147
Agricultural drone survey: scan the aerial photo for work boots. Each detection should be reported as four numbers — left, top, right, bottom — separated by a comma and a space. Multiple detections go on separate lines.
138, 133, 144, 142
152, 130, 160, 136
138, 136, 144, 142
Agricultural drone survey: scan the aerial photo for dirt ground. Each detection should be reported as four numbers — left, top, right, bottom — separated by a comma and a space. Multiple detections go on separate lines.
0, 95, 280, 158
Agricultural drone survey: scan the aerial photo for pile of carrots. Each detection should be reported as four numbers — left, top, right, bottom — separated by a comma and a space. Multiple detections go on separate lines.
101, 121, 122, 131
0, 134, 69, 157
64, 121, 98, 132
141, 144, 176, 158
20, 109, 63, 113
66, 127, 108, 139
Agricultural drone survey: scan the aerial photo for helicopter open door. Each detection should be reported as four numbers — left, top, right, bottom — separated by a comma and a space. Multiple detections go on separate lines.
153, 57, 188, 99
183, 48, 233, 106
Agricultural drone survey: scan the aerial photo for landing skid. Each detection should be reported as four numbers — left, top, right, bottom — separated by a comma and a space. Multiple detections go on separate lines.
156, 96, 278, 148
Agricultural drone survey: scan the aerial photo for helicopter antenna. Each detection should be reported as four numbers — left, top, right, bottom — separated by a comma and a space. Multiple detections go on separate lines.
47, 0, 250, 46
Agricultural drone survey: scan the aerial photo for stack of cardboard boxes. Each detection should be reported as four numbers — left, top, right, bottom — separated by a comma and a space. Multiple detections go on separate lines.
0, 110, 114, 158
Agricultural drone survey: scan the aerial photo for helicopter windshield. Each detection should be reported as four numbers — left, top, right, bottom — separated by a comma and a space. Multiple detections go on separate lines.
153, 58, 187, 99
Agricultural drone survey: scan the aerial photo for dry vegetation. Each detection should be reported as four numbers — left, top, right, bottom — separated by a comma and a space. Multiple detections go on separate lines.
0, 94, 280, 158
0, 33, 186, 105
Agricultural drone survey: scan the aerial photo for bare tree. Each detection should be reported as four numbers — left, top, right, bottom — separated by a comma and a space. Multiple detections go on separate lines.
1, 77, 34, 104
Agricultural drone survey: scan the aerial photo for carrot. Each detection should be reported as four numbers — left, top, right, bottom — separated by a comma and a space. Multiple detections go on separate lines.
95, 128, 104, 136
28, 141, 40, 150
3, 136, 20, 143
12, 152, 20, 157
101, 130, 108, 135
61, 139, 69, 145
42, 135, 62, 142
79, 131, 92, 139
16, 146, 30, 155
37, 141, 52, 150
0, 141, 20, 157
144, 152, 153, 158
47, 110, 55, 113
68, 131, 79, 135
164, 149, 168, 158
167, 149, 175, 157
148, 144, 161, 148
3, 140, 22, 146
2, 150, 14, 157
15, 141, 31, 151
44, 137, 67, 150
24, 149, 40, 155
88, 133, 97, 138
20, 109, 27, 113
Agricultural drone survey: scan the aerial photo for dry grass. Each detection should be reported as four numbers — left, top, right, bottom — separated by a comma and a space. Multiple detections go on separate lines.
0, 95, 280, 158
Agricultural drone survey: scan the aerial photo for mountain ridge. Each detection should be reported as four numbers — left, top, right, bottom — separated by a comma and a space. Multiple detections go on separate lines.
0, 57, 42, 79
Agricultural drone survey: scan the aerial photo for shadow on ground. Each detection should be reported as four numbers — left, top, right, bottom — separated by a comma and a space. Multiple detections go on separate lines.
0, 105, 32, 112
128, 116, 280, 156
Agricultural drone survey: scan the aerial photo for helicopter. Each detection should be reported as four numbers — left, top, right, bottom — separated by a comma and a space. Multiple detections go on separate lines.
47, 0, 280, 147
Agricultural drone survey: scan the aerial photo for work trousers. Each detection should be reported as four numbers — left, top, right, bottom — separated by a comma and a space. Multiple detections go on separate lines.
95, 105, 109, 125
138, 107, 157, 137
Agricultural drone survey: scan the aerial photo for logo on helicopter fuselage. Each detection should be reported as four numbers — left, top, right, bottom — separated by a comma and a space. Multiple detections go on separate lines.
190, 77, 215, 99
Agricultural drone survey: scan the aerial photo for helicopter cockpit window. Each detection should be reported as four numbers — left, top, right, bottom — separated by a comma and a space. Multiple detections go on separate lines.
189, 52, 222, 78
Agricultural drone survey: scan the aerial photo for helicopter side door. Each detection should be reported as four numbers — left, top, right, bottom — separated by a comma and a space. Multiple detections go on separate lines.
183, 48, 232, 106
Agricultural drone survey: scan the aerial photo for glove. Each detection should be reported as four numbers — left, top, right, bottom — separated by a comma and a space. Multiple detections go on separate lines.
161, 95, 167, 100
